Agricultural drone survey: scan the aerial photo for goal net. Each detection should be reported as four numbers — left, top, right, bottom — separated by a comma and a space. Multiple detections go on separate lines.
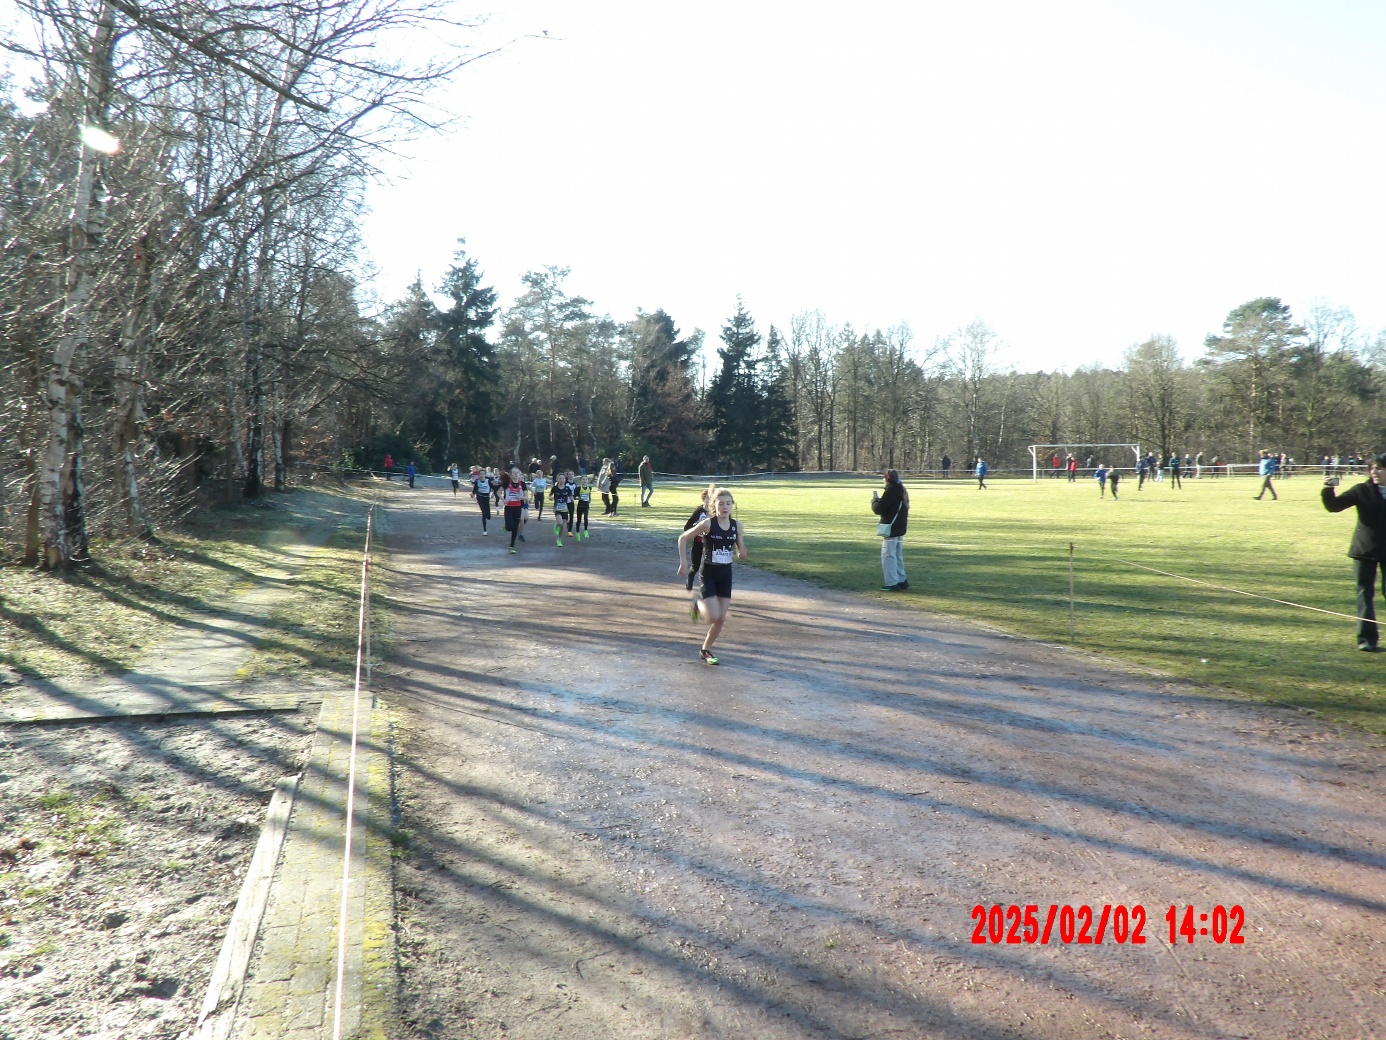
1027, 444, 1140, 481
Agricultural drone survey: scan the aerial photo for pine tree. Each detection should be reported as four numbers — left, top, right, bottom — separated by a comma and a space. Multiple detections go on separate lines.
756, 326, 797, 470
626, 310, 705, 470
434, 242, 498, 465
708, 300, 761, 472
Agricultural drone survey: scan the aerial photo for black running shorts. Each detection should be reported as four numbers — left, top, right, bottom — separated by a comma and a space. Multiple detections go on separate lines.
700, 564, 733, 601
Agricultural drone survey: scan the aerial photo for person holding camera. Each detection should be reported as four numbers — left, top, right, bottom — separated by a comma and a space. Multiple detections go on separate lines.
1321, 453, 1386, 651
872, 470, 910, 591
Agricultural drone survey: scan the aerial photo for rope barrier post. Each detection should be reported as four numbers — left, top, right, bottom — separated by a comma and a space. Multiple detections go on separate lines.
1068, 542, 1076, 643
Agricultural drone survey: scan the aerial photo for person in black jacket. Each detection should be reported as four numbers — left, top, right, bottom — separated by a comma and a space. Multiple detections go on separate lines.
1321, 453, 1386, 651
871, 469, 910, 591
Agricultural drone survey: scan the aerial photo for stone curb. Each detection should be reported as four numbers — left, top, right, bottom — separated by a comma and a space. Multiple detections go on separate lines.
218, 688, 396, 1040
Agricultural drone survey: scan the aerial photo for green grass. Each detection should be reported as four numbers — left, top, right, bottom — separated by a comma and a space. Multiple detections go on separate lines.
238, 520, 390, 682
621, 473, 1385, 733
0, 485, 374, 682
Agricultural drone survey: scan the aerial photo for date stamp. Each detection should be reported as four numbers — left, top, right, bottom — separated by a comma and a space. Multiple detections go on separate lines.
969, 904, 1246, 945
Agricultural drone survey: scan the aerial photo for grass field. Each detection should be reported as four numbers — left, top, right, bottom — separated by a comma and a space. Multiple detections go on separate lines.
0, 485, 379, 684
617, 471, 1385, 734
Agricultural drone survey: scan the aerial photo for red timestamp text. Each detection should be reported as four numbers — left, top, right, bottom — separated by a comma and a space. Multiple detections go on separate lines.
970, 903, 1148, 945
1165, 904, 1246, 944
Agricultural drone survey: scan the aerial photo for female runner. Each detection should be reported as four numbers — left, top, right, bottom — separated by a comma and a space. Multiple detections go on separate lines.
471, 465, 492, 534
682, 488, 710, 593
502, 468, 527, 553
677, 486, 747, 665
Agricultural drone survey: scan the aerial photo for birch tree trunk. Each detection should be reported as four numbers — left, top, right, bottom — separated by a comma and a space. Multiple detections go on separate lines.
39, 0, 115, 568
113, 234, 156, 538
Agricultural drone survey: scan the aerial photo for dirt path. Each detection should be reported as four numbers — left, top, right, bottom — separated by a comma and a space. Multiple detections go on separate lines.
381, 488, 1386, 1040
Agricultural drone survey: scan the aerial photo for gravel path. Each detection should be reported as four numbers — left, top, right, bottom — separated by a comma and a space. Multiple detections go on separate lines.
381, 488, 1386, 1040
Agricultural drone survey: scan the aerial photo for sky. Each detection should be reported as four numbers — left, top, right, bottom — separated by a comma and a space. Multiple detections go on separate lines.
358, 0, 1386, 372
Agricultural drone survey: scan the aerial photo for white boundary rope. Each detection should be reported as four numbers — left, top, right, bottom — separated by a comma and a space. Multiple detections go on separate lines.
1099, 552, 1376, 626
331, 504, 373, 1040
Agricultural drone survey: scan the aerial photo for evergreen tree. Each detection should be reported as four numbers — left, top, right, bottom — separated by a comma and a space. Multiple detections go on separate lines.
434, 242, 498, 465
756, 326, 797, 470
708, 300, 762, 471
626, 309, 705, 470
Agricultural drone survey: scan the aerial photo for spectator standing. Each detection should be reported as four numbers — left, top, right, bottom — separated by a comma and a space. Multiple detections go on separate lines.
639, 455, 654, 507
976, 458, 988, 489
598, 458, 613, 514
383, 453, 394, 481
1320, 453, 1386, 651
406, 460, 417, 488
872, 469, 910, 591
941, 454, 952, 479
1169, 453, 1183, 489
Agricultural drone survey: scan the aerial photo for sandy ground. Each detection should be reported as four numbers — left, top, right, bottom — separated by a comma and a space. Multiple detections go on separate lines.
379, 488, 1386, 1040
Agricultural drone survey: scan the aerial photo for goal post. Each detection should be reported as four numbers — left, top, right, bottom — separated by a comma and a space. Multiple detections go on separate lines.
1027, 444, 1141, 481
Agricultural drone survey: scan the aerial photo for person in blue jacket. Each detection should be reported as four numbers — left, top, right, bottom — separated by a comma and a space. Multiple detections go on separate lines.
975, 458, 988, 489
1255, 449, 1279, 501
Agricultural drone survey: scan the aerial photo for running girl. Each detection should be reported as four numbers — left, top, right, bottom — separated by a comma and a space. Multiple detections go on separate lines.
551, 472, 575, 546
471, 466, 492, 534
677, 486, 747, 665
682, 488, 710, 593
574, 473, 592, 539
531, 469, 548, 521
502, 468, 527, 553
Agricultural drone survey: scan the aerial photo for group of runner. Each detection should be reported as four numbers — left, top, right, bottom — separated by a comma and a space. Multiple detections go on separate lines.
449, 462, 748, 665
459, 464, 594, 553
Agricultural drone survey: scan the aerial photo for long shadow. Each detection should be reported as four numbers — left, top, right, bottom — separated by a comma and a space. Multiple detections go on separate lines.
386, 664, 1386, 909
385, 732, 1239, 1040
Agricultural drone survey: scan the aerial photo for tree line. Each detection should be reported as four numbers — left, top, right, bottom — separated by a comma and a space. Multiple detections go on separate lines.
2, 0, 474, 567
3, 6, 1383, 569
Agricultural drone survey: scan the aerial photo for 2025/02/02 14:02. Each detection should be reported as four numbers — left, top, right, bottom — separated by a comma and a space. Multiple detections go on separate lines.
970, 903, 1247, 945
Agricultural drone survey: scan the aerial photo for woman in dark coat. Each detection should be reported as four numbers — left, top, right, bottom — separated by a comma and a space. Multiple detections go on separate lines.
1321, 452, 1386, 651
871, 469, 909, 591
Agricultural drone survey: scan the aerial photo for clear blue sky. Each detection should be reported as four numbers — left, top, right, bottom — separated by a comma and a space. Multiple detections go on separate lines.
365, 2, 1383, 370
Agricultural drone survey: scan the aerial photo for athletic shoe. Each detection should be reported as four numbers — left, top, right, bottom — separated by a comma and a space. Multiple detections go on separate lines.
700, 648, 719, 665
482, 529, 488, 535
518, 534, 525, 542
509, 547, 517, 554
689, 599, 700, 622
556, 538, 563, 546
1360, 642, 1378, 652
881, 585, 896, 591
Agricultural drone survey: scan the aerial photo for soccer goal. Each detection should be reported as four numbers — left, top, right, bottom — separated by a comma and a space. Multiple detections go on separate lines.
1027, 444, 1141, 481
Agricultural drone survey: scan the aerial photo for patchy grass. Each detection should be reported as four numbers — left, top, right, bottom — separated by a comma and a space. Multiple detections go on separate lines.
0, 485, 376, 682
616, 473, 1386, 734
238, 517, 391, 682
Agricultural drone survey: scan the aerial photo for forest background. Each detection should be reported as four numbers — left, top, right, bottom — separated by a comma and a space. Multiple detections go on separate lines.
3, 1, 1385, 569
